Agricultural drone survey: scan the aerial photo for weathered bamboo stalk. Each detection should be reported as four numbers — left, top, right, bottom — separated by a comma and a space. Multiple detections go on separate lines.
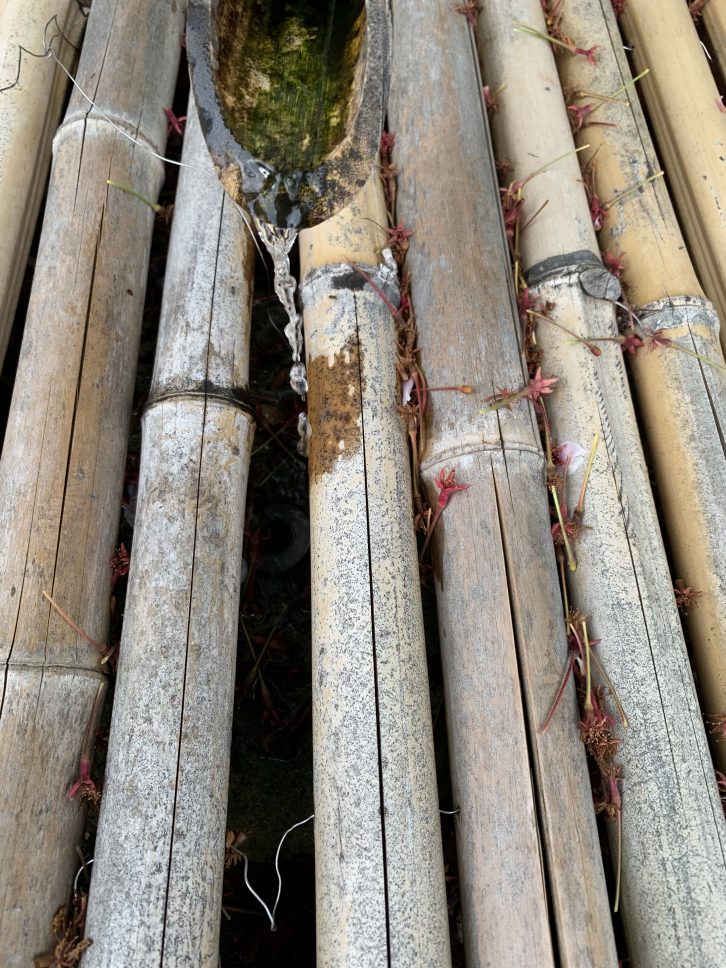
300, 177, 451, 967
0, 0, 184, 962
82, 100, 254, 966
619, 0, 726, 343
0, 0, 86, 365
557, 0, 726, 773
702, 0, 726, 82
388, 3, 616, 965
478, 2, 726, 965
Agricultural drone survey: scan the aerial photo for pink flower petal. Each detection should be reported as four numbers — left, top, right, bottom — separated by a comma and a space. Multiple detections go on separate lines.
402, 377, 414, 405
553, 441, 586, 472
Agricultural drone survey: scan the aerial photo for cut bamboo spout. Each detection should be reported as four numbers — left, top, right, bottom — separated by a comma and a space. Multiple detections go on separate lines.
187, 0, 392, 227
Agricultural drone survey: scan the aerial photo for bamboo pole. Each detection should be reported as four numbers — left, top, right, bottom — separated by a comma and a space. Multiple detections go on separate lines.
619, 0, 726, 345
477, 3, 726, 965
82, 100, 254, 966
0, 0, 86, 366
388, 3, 616, 965
300, 176, 451, 967
0, 0, 184, 962
557, 0, 726, 774
702, 0, 726, 82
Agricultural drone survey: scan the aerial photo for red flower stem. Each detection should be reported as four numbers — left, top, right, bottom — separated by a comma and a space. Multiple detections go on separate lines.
408, 426, 424, 514
666, 342, 726, 373
574, 432, 599, 521
427, 384, 473, 393
557, 549, 570, 621
582, 619, 593, 711
80, 681, 106, 764
550, 486, 577, 571
42, 590, 106, 655
540, 400, 555, 480
614, 806, 622, 913
418, 506, 442, 561
590, 649, 628, 727
540, 651, 576, 733
513, 22, 576, 54
518, 198, 550, 235
107, 179, 161, 213
348, 262, 405, 323
610, 301, 726, 372
528, 309, 602, 356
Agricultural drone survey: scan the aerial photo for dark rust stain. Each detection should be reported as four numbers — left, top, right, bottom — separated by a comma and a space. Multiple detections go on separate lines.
308, 332, 363, 481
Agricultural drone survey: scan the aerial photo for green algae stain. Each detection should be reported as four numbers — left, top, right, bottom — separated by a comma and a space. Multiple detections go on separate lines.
215, 0, 365, 172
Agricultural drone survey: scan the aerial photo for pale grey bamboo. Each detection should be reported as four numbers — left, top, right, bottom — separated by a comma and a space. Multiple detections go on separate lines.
83, 100, 255, 966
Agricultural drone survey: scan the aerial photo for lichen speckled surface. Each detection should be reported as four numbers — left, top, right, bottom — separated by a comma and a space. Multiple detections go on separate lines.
0, 0, 186, 961
556, 0, 726, 780
83, 101, 255, 966
302, 259, 451, 966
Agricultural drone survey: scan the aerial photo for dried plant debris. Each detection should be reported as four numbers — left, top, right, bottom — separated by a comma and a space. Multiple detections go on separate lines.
34, 893, 91, 968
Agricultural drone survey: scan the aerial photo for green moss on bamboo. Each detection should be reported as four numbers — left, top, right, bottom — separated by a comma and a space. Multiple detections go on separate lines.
215, 0, 365, 172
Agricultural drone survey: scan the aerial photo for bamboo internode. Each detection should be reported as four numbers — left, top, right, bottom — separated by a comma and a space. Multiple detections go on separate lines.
300, 178, 451, 967
82, 101, 255, 966
478, 2, 726, 965
388, 2, 616, 965
619, 0, 726, 344
556, 0, 726, 775
0, 0, 85, 366
0, 0, 184, 961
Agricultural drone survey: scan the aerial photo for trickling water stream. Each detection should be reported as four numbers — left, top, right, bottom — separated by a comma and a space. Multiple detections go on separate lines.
188, 0, 390, 402
254, 218, 306, 398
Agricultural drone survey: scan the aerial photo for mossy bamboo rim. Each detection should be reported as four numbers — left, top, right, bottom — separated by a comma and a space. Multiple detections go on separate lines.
187, 0, 391, 227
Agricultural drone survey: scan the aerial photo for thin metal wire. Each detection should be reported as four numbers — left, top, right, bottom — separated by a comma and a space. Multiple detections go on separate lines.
240, 813, 315, 932
73, 857, 94, 893
0, 17, 268, 264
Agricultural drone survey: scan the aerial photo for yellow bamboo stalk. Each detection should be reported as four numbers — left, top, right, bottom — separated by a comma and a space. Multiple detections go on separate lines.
0, 0, 184, 961
0, 0, 86, 365
619, 0, 726, 344
478, 2, 726, 964
388, 2, 617, 965
558, 0, 726, 773
702, 0, 726, 88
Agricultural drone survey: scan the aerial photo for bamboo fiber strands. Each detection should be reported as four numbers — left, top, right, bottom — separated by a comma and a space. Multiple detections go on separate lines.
478, 2, 726, 965
619, 0, 726, 346
556, 0, 726, 775
0, 0, 184, 961
82, 100, 255, 966
300, 177, 451, 967
388, 2, 616, 965
0, 0, 86, 366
